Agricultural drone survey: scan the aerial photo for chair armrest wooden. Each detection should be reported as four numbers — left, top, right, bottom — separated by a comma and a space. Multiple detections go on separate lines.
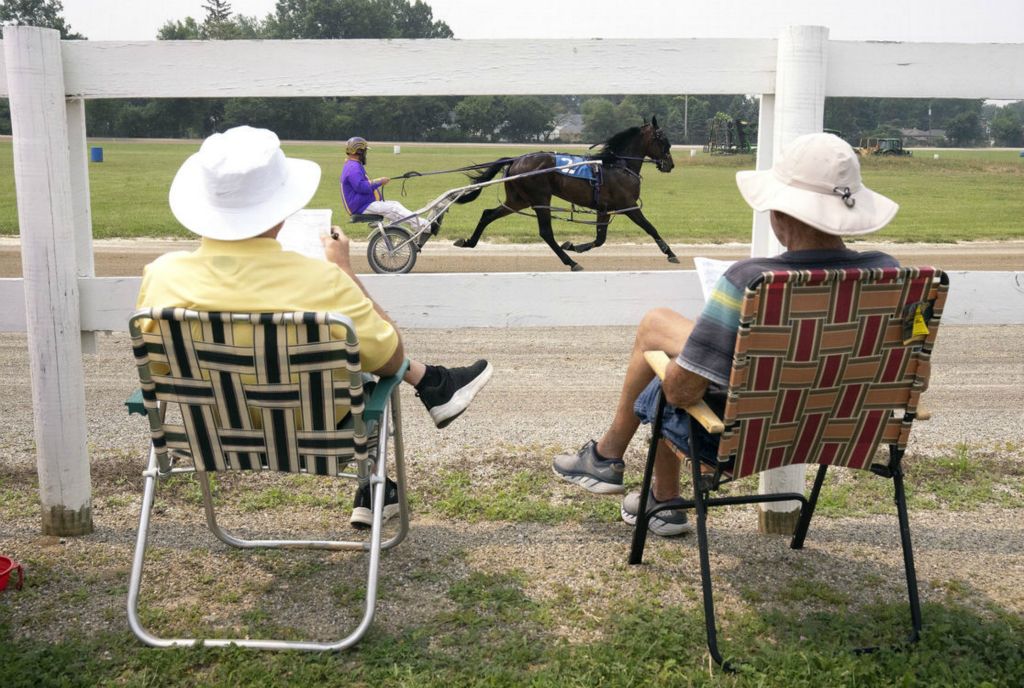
643, 351, 724, 435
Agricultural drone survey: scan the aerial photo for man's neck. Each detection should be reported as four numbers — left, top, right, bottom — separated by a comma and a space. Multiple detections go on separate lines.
785, 225, 847, 252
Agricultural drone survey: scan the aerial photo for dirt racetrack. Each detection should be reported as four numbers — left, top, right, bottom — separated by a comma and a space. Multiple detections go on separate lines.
1, 238, 1023, 276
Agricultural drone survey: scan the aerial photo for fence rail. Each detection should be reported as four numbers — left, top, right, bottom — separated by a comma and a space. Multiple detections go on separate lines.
2, 38, 1023, 99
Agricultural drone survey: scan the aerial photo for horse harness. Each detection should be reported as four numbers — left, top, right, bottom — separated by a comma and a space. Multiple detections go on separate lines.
493, 153, 645, 225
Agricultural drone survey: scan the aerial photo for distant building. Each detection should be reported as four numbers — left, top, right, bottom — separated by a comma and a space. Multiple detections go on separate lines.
550, 114, 584, 143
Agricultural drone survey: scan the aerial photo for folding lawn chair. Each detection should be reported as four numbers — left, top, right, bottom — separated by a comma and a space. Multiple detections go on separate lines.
630, 267, 949, 669
126, 308, 410, 650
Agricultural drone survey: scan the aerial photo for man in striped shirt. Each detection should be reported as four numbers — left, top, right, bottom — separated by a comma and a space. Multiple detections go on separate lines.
553, 133, 900, 536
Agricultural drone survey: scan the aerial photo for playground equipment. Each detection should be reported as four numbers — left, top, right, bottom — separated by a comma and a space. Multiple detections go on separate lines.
704, 117, 753, 154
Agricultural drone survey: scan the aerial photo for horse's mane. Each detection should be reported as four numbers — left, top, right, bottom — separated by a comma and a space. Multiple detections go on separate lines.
592, 126, 642, 163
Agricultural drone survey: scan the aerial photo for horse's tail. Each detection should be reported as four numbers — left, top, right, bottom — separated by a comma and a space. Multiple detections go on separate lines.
454, 157, 515, 204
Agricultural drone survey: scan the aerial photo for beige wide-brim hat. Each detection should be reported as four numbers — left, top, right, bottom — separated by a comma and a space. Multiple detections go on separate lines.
169, 125, 322, 240
735, 133, 898, 236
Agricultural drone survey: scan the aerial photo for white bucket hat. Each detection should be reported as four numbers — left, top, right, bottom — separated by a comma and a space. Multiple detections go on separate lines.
169, 125, 321, 240
735, 132, 898, 236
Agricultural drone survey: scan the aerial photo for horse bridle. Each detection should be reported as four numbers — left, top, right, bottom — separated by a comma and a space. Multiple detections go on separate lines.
610, 127, 673, 172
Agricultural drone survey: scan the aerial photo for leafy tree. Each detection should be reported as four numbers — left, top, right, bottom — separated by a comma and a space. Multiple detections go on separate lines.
0, 0, 84, 38
454, 96, 503, 141
203, 0, 232, 22
581, 97, 641, 142
580, 98, 617, 141
944, 111, 983, 146
157, 11, 264, 39
265, 0, 451, 39
501, 96, 554, 142
990, 107, 1024, 147
157, 17, 201, 39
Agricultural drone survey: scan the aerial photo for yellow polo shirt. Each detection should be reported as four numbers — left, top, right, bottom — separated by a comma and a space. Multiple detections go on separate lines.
135, 237, 399, 373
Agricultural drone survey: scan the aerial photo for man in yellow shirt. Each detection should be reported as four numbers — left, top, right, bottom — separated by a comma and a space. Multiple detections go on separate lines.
137, 125, 493, 527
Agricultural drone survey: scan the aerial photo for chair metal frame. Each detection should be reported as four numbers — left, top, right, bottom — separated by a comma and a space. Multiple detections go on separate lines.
127, 308, 410, 651
628, 267, 949, 669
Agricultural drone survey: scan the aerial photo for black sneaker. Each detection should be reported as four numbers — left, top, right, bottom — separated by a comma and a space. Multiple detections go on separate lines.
416, 360, 493, 429
350, 477, 399, 530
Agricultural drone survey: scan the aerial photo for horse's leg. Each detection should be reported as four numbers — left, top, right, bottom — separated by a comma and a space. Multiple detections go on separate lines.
561, 212, 610, 253
623, 208, 679, 263
453, 204, 513, 249
535, 207, 582, 271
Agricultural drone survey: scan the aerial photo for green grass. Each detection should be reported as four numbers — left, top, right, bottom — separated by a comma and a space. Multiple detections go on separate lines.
3, 443, 1023, 686
426, 467, 620, 523
2, 140, 1022, 242
2, 598, 1021, 687
809, 445, 1024, 517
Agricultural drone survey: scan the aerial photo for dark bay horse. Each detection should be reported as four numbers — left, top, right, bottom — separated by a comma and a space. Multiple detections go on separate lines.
452, 117, 677, 271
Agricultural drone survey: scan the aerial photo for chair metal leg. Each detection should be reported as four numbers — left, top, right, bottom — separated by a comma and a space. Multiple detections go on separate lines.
629, 390, 667, 565
689, 446, 732, 671
893, 465, 923, 643
127, 446, 164, 647
383, 385, 410, 550
791, 464, 828, 550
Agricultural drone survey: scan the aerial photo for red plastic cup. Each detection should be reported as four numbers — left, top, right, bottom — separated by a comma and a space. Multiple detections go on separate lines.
0, 555, 24, 591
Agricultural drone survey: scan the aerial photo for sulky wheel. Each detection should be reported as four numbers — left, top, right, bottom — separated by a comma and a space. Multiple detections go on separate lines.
367, 226, 417, 274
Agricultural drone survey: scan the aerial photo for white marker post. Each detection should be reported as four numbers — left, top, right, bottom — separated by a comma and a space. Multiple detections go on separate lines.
4, 26, 93, 535
751, 25, 829, 535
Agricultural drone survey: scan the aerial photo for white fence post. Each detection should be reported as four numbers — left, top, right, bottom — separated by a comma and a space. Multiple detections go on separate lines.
750, 93, 780, 257
67, 97, 97, 354
754, 25, 829, 535
4, 26, 93, 535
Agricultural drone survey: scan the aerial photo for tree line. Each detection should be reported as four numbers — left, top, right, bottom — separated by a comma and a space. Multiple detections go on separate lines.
2, 0, 1022, 148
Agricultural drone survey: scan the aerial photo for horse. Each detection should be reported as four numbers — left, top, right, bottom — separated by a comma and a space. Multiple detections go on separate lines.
451, 117, 677, 271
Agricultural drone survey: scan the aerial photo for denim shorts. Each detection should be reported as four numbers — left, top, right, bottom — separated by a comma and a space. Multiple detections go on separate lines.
633, 377, 722, 467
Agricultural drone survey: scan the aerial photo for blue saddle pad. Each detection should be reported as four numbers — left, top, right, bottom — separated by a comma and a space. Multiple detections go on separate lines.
553, 154, 598, 182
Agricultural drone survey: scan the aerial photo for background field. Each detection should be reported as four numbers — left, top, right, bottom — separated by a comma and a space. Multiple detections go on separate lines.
2, 140, 1022, 243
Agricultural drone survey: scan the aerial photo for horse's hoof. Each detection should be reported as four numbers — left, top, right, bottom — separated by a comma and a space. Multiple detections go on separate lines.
667, 255, 680, 264
560, 241, 574, 251
570, 263, 584, 272
454, 238, 470, 248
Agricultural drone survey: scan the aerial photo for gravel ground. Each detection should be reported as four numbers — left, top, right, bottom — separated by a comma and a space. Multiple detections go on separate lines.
1, 324, 1022, 643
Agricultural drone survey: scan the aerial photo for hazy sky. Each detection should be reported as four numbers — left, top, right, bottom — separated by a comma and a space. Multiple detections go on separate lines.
61, 0, 1024, 43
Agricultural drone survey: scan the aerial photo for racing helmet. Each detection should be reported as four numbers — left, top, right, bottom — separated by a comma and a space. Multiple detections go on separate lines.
345, 136, 369, 155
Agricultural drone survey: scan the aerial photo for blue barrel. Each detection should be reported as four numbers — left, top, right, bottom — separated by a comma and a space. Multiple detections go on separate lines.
90, 146, 103, 163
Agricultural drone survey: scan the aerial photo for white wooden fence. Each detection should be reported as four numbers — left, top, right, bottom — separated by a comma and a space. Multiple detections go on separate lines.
2, 25, 1023, 535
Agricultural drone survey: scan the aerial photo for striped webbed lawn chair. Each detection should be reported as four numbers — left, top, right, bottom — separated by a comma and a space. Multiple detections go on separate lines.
127, 308, 409, 651
631, 267, 948, 669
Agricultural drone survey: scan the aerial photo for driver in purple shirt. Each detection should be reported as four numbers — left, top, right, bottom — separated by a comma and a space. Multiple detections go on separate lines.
340, 137, 439, 246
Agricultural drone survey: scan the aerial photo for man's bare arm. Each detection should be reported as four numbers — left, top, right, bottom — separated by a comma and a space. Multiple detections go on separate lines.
663, 360, 709, 408
321, 227, 406, 376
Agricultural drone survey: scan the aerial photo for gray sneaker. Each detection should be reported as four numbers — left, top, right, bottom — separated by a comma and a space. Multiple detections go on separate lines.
621, 490, 694, 537
552, 440, 625, 494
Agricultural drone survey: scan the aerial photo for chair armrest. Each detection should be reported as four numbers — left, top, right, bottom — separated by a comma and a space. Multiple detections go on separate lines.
125, 388, 146, 417
643, 351, 725, 435
363, 359, 410, 422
